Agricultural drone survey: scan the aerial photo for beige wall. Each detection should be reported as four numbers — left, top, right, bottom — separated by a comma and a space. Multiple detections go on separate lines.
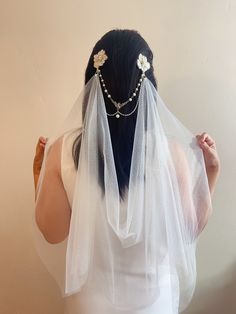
0, 0, 235, 313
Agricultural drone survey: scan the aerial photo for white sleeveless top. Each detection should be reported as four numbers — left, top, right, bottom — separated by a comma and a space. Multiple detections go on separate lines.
61, 130, 180, 314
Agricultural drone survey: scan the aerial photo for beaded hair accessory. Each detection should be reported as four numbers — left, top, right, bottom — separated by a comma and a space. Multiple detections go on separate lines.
93, 49, 150, 118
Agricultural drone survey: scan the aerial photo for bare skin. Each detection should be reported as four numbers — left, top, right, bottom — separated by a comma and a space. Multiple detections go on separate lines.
33, 132, 220, 244
195, 132, 220, 197
33, 136, 48, 196
33, 136, 71, 244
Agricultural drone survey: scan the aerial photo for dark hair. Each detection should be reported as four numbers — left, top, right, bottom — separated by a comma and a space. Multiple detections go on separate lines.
72, 29, 157, 200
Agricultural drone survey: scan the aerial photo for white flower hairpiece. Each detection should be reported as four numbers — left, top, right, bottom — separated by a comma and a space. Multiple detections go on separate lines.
93, 49, 108, 69
137, 53, 150, 73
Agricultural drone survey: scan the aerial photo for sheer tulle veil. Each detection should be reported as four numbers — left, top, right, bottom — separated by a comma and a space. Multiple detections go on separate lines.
32, 50, 212, 313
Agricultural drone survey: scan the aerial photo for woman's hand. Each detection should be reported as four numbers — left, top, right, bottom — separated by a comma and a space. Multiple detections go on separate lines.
196, 132, 220, 171
196, 132, 220, 196
33, 136, 48, 191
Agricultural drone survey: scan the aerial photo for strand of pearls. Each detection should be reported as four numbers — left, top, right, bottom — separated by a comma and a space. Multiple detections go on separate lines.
95, 69, 146, 118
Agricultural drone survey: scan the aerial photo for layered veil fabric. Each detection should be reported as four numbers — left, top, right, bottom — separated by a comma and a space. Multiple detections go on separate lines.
33, 73, 212, 313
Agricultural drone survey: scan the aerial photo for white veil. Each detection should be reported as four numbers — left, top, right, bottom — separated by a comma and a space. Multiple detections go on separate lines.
32, 69, 212, 313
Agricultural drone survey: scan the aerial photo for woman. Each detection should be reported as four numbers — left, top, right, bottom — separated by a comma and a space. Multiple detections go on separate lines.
33, 29, 220, 314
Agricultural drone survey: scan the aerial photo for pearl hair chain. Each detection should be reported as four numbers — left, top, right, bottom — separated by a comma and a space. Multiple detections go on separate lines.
95, 69, 146, 118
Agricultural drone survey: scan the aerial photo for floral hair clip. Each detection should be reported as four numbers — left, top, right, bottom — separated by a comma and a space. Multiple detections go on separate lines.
137, 54, 150, 73
93, 49, 108, 69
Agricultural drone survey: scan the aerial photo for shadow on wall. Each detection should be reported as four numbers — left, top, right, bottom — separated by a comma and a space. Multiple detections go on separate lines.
183, 262, 236, 314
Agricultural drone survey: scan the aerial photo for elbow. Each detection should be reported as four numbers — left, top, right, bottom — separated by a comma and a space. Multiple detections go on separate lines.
42, 230, 66, 244
198, 217, 209, 235
44, 234, 67, 245
193, 214, 210, 240
35, 213, 68, 244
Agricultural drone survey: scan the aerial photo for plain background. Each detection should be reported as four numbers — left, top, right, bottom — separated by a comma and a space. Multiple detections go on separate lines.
0, 0, 235, 313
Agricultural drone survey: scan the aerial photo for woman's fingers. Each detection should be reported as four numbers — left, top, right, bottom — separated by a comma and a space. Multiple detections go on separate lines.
34, 136, 48, 174
201, 132, 215, 147
200, 141, 212, 152
38, 136, 48, 148
196, 132, 220, 170
196, 132, 216, 149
